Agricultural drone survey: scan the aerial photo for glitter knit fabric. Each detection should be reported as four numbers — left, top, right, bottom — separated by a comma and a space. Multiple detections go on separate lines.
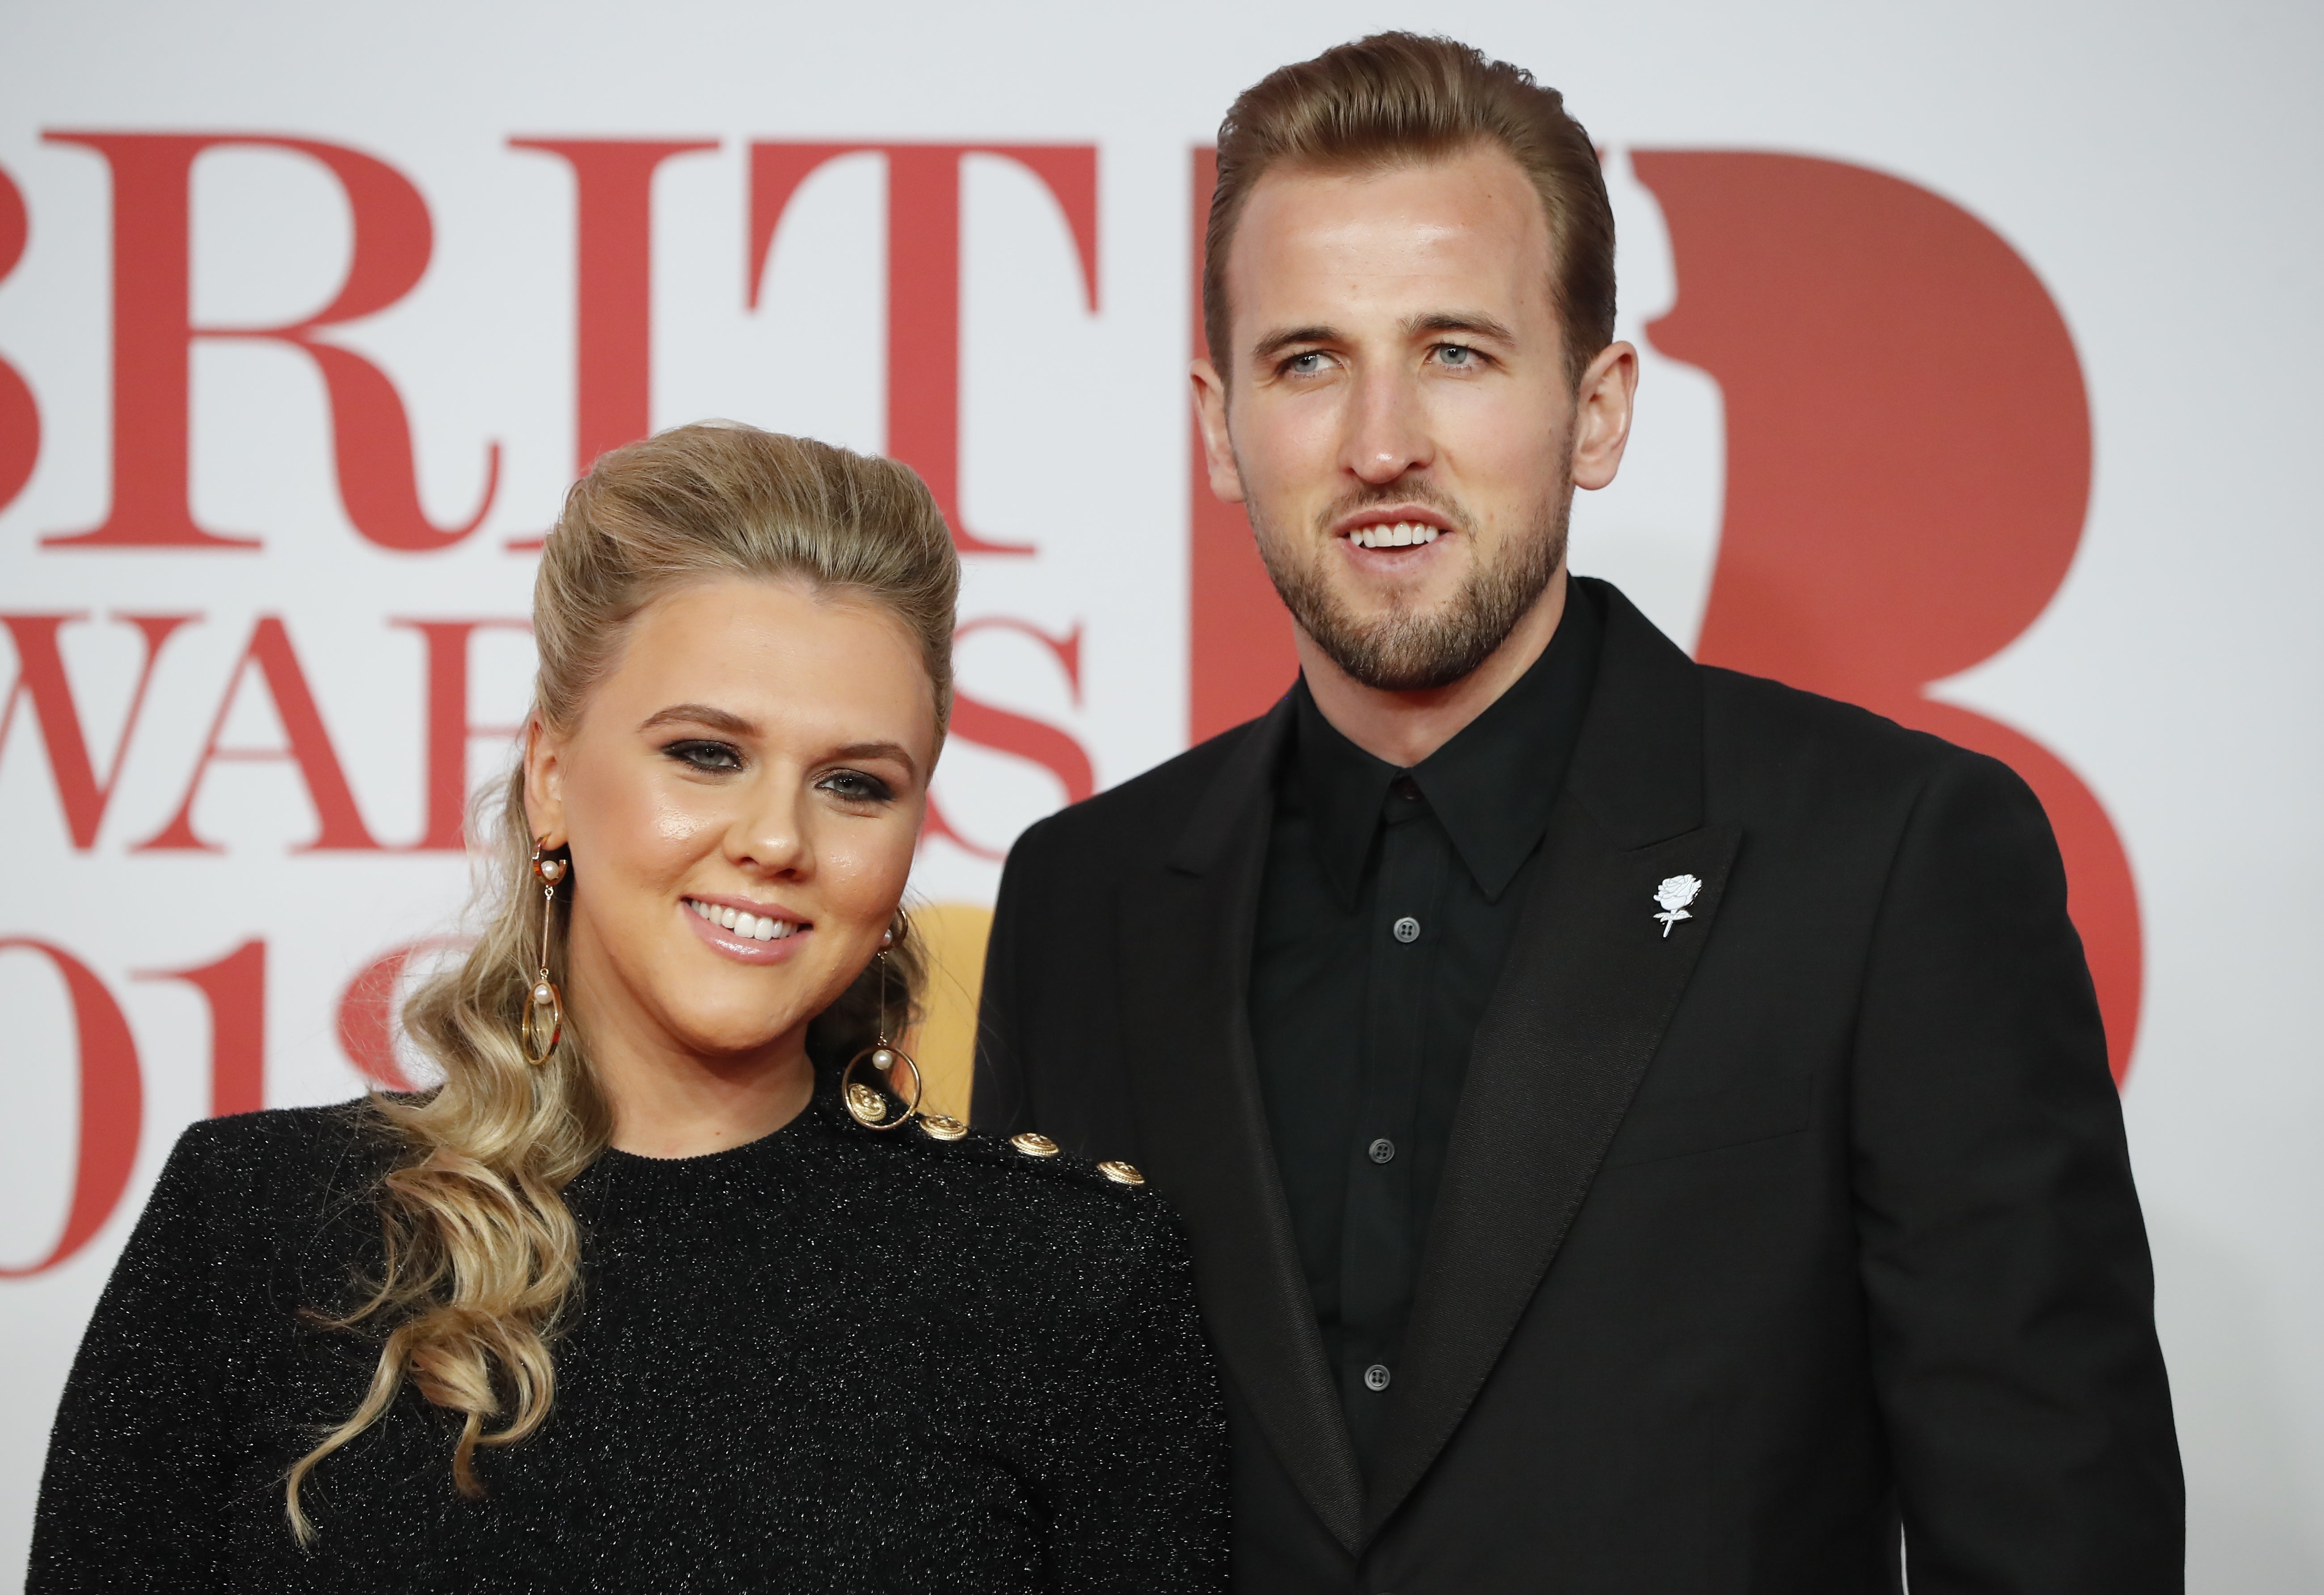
28, 1083, 1228, 1592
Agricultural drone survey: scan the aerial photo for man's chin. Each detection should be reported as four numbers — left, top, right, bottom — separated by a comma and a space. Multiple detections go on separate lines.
1307, 617, 1505, 694
1319, 567, 1466, 624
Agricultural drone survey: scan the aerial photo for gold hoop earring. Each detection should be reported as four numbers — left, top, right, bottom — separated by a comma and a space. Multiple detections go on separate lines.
522, 841, 568, 1066
841, 940, 921, 1130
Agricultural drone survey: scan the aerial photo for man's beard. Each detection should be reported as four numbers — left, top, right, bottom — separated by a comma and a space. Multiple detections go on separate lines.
1249, 467, 1573, 694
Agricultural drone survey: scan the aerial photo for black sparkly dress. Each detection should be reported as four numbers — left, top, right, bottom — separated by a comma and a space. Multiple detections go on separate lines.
28, 1084, 1228, 1592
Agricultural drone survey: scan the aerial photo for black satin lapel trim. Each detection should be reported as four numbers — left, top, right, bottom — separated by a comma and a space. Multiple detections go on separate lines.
1566, 578, 1705, 849
1169, 694, 1297, 876
1121, 731, 1368, 1552
1362, 804, 1743, 1536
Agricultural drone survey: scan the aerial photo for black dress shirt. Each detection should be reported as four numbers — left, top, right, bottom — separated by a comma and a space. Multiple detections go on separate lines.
1248, 585, 1602, 1474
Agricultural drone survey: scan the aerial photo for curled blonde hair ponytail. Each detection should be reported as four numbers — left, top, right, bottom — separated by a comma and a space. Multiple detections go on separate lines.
287, 425, 957, 1540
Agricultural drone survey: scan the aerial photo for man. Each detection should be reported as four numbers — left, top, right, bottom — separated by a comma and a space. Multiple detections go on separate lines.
973, 31, 2180, 1592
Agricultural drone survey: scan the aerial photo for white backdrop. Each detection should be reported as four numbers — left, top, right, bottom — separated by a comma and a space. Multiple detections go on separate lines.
1, 1, 2318, 1584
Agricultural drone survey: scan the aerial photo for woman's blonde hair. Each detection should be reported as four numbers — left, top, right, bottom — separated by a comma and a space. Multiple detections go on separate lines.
286, 423, 959, 1540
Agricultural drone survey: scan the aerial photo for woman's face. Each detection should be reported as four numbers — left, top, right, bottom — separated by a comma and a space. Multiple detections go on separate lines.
524, 576, 937, 1071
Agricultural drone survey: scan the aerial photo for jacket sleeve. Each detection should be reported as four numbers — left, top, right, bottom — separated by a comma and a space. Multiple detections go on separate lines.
1025, 1211, 1230, 1591
970, 812, 1050, 1136
27, 1120, 260, 1592
1850, 749, 2182, 1591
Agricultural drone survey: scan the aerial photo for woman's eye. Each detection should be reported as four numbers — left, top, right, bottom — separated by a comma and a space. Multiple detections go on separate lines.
818, 769, 896, 805
663, 739, 743, 773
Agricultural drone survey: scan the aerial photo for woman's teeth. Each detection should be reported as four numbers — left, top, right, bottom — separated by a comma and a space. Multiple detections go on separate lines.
1348, 522, 1441, 549
687, 899, 798, 942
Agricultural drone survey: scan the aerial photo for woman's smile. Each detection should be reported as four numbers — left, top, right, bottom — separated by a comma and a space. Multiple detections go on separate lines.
679, 893, 812, 964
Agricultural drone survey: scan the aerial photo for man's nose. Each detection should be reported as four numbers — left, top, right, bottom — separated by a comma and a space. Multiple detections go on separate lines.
1343, 365, 1434, 485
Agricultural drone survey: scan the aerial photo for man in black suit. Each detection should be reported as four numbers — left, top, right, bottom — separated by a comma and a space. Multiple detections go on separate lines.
972, 31, 2180, 1592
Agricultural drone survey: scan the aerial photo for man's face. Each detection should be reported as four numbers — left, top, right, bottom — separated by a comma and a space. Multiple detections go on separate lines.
1194, 143, 1635, 692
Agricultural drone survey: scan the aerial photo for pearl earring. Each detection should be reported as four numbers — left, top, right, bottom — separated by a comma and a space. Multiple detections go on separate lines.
843, 916, 921, 1129
521, 842, 568, 1065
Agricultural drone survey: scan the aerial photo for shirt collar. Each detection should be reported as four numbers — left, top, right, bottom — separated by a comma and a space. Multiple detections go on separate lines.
1290, 582, 1603, 906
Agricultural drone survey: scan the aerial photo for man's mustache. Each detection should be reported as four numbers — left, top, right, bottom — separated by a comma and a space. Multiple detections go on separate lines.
1309, 481, 1475, 540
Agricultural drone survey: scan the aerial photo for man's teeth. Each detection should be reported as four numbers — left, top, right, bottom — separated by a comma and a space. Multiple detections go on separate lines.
688, 899, 799, 942
1349, 522, 1442, 549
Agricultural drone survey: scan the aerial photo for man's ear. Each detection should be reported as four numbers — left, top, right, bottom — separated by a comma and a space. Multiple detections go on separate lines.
522, 717, 568, 851
1571, 339, 1640, 492
1190, 358, 1247, 505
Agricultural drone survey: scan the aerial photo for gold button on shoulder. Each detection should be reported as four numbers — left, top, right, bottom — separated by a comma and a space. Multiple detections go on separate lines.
1010, 1131, 1059, 1158
1096, 1160, 1145, 1186
918, 1114, 967, 1142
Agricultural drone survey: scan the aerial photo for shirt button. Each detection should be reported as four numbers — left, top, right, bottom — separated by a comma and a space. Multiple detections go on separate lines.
1363, 1363, 1392, 1392
1368, 1137, 1396, 1164
1392, 915, 1421, 943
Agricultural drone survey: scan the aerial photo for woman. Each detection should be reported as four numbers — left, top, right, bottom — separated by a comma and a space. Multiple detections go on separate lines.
29, 425, 1227, 1591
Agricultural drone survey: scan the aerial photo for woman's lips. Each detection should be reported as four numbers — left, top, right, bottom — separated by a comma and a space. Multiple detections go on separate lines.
679, 898, 810, 965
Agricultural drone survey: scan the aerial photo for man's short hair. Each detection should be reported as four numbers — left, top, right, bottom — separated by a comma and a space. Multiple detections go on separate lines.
1203, 31, 1616, 390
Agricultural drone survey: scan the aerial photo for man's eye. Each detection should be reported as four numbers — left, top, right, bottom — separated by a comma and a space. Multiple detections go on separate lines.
664, 739, 742, 772
819, 769, 895, 804
1434, 343, 1478, 367
1284, 350, 1329, 375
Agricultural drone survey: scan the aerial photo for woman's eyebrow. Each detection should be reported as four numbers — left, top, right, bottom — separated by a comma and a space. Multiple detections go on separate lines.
833, 741, 920, 778
638, 703, 758, 736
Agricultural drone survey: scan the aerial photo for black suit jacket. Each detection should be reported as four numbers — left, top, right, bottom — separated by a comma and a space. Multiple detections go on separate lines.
972, 579, 2181, 1593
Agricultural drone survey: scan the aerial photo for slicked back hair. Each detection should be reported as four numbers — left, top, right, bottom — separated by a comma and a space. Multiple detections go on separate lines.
1203, 31, 1615, 390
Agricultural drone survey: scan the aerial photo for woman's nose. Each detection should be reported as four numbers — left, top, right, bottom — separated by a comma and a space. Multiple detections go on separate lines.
729, 778, 810, 876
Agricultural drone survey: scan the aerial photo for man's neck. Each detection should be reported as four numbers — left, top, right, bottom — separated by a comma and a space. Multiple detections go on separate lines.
1297, 566, 1569, 768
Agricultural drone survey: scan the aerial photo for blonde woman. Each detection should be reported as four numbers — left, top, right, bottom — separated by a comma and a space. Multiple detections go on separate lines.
29, 425, 1227, 1592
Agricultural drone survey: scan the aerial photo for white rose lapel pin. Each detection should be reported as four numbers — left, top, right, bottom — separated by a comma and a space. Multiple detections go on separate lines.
1652, 874, 1703, 938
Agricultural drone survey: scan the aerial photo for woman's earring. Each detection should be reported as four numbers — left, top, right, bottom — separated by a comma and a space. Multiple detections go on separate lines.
842, 926, 921, 1130
522, 841, 568, 1066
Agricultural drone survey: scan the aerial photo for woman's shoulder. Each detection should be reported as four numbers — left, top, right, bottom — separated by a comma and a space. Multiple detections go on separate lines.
844, 1105, 1158, 1194
93, 1099, 400, 1308
819, 1106, 1201, 1346
155, 1097, 399, 1221
824, 1102, 1183, 1266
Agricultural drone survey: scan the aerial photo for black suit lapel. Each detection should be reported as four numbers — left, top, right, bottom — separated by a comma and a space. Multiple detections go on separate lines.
1116, 698, 1368, 1553
1364, 579, 1740, 1534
